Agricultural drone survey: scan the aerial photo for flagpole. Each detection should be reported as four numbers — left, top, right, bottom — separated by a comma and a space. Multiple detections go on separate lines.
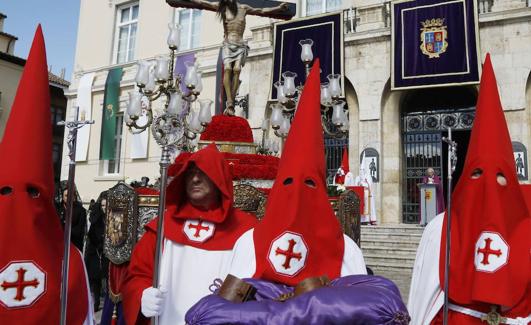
58, 107, 94, 325
441, 128, 457, 325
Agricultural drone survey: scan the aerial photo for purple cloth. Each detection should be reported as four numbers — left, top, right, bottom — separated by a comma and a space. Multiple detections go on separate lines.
185, 275, 410, 325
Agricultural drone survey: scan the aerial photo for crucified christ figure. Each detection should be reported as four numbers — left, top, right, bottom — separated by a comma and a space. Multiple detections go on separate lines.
188, 0, 289, 115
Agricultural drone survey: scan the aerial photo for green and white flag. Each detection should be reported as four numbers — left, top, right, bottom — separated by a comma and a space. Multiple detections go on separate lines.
100, 67, 123, 160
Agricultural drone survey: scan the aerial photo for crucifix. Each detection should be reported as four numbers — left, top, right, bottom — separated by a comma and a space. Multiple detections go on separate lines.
167, 0, 295, 115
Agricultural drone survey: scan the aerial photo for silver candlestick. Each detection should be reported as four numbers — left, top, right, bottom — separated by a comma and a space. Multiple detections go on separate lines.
126, 22, 212, 325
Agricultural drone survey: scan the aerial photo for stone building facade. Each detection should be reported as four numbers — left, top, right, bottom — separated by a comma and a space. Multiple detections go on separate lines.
0, 12, 23, 139
0, 13, 69, 184
64, 0, 531, 224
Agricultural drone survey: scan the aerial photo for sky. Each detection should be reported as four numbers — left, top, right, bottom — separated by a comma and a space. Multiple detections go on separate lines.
1, 0, 80, 81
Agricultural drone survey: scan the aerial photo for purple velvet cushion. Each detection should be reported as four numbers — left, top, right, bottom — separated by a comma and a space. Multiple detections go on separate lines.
185, 275, 410, 325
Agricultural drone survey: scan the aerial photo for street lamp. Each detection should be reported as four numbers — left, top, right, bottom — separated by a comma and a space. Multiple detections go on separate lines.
257, 119, 280, 156
125, 22, 212, 325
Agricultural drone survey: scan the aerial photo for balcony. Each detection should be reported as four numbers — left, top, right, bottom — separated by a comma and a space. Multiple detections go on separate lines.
343, 0, 530, 34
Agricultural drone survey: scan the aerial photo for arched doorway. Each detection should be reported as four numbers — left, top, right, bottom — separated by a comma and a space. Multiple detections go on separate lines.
401, 86, 477, 223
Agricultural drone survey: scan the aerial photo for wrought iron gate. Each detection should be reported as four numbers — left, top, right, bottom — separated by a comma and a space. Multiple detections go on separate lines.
325, 137, 349, 183
402, 108, 475, 223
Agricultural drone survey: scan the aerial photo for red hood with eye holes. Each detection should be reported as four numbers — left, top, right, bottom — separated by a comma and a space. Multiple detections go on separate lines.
438, 54, 530, 308
252, 60, 344, 286
0, 26, 88, 324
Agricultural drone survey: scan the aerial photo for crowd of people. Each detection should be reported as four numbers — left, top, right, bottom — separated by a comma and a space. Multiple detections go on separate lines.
53, 178, 154, 314
1, 26, 528, 325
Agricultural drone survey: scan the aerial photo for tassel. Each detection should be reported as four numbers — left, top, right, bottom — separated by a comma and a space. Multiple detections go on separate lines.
111, 304, 118, 325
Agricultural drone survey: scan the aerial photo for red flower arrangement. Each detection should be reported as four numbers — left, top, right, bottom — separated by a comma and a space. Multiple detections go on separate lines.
168, 152, 279, 180
224, 153, 279, 180
135, 187, 160, 195
200, 115, 254, 143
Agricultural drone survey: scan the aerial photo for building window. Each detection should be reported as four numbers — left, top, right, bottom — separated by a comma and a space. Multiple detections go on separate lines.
305, 0, 342, 16
50, 106, 64, 126
52, 142, 62, 165
114, 3, 139, 64
174, 9, 201, 50
103, 115, 124, 175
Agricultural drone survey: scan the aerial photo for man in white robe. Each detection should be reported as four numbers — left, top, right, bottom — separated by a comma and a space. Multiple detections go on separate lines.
354, 156, 377, 224
122, 144, 258, 325
408, 55, 530, 325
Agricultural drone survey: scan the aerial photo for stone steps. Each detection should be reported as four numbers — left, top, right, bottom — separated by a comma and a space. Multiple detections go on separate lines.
361, 238, 421, 249
360, 225, 424, 303
362, 246, 418, 257
362, 232, 422, 241
364, 254, 415, 267
361, 225, 424, 234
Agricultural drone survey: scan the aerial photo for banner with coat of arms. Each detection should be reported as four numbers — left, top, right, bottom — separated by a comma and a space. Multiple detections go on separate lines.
391, 0, 481, 90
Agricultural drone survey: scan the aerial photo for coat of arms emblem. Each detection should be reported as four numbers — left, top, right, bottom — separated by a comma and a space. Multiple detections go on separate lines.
420, 18, 448, 58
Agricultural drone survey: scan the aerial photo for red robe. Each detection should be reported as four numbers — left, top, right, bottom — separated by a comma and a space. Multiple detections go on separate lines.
121, 144, 257, 324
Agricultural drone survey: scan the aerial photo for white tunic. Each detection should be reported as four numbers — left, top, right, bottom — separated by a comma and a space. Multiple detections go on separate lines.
354, 175, 377, 223
407, 213, 445, 325
158, 240, 234, 325
229, 229, 368, 278
79, 248, 95, 325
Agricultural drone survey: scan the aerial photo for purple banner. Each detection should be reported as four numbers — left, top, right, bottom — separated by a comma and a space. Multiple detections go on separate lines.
391, 0, 481, 90
174, 52, 195, 94
271, 13, 343, 99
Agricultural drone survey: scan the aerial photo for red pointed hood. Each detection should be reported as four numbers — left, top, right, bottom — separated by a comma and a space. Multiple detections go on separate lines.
0, 26, 87, 324
165, 143, 233, 224
439, 54, 530, 308
253, 60, 344, 286
340, 147, 349, 173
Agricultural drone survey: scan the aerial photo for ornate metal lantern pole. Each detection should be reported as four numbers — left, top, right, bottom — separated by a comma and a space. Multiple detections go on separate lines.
264, 38, 349, 147
57, 107, 94, 325
125, 23, 212, 325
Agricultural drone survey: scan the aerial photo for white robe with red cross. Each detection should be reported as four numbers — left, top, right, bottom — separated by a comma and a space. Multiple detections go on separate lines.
228, 229, 368, 278
158, 240, 235, 325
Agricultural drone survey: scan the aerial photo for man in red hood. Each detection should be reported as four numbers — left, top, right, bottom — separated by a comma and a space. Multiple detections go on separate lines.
122, 144, 257, 324
408, 55, 530, 325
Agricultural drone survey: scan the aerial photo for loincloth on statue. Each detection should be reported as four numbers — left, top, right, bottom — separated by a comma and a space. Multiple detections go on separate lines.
222, 41, 250, 67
